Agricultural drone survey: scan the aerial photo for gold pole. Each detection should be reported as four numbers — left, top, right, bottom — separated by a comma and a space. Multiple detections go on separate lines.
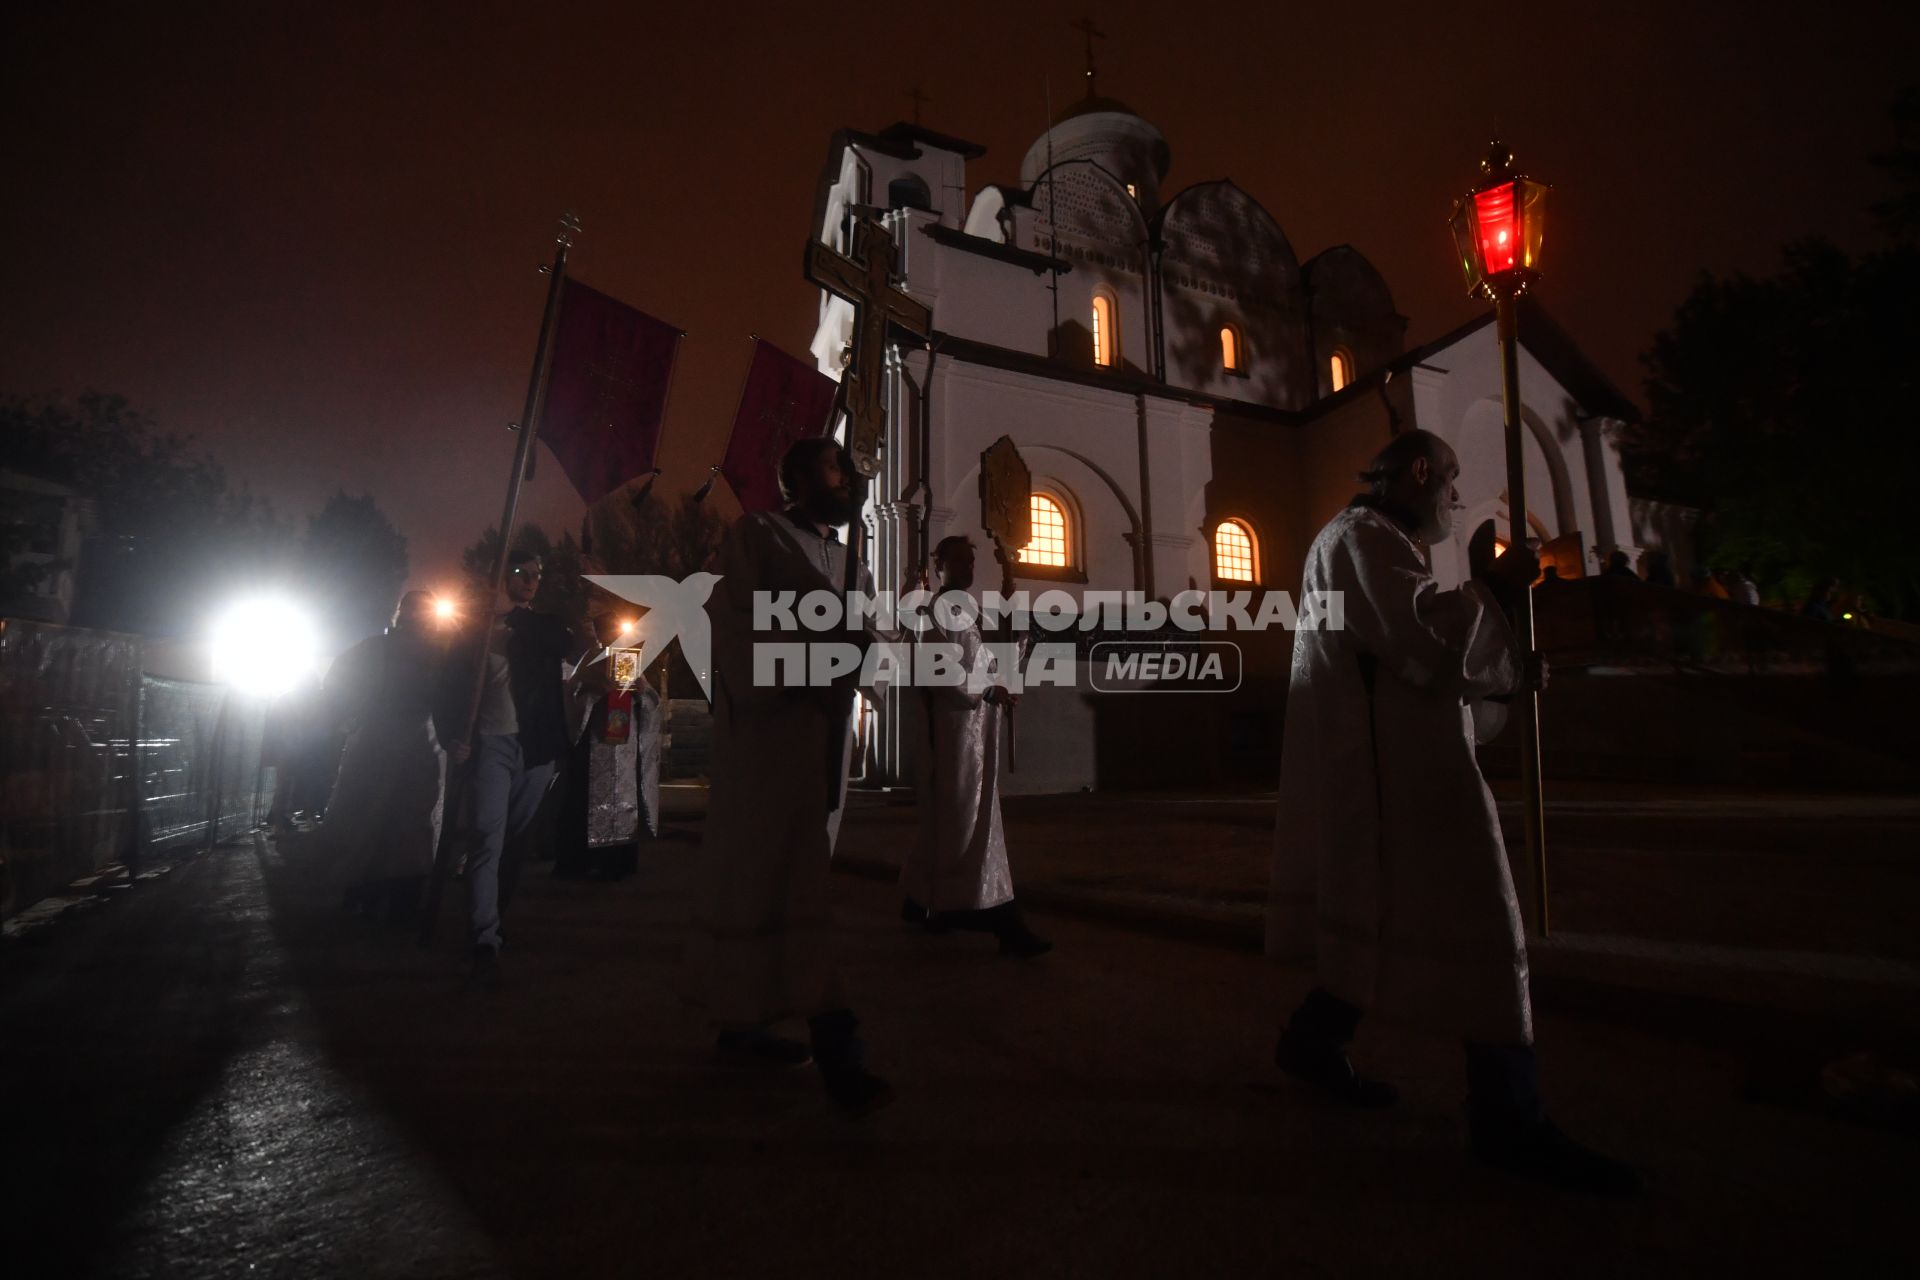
1495, 290, 1550, 937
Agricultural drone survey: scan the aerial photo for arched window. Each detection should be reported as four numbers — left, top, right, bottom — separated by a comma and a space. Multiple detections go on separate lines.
1019, 493, 1071, 568
887, 174, 932, 212
1091, 294, 1116, 368
1213, 519, 1258, 583
1220, 325, 1244, 375
1329, 348, 1353, 393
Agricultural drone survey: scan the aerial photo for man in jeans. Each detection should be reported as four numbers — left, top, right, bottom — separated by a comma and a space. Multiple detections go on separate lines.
456, 549, 583, 977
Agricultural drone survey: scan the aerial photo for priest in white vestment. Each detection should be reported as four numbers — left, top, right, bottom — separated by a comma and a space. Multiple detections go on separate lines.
898, 536, 1049, 957
688, 438, 891, 1114
1267, 429, 1640, 1196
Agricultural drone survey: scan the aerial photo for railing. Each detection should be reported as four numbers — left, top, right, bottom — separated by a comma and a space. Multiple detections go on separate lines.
1, 619, 267, 921
1535, 576, 1920, 676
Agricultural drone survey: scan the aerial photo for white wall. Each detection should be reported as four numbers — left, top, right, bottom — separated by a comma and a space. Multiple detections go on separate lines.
1409, 325, 1635, 587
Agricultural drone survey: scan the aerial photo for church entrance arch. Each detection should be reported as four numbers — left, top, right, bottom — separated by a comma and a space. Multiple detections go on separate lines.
1453, 397, 1577, 537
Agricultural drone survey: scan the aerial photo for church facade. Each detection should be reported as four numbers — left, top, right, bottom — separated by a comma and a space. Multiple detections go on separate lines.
808, 104, 1640, 794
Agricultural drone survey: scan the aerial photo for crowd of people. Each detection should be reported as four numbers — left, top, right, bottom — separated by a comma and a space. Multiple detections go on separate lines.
1600, 546, 1876, 627
278, 432, 1641, 1197
272, 548, 665, 959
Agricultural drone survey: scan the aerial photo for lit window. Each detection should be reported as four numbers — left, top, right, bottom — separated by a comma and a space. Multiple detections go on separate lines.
1092, 294, 1115, 367
1020, 493, 1070, 567
1220, 326, 1240, 372
1330, 349, 1353, 393
1214, 519, 1257, 582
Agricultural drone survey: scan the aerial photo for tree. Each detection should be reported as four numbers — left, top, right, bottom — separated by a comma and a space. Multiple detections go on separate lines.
0, 393, 285, 634
301, 490, 409, 646
461, 493, 728, 697
1624, 93, 1920, 620
1625, 240, 1920, 618
584, 489, 729, 583
1872, 86, 1920, 242
460, 522, 589, 628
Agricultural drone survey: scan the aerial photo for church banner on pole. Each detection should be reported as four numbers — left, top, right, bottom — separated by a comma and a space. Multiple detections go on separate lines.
539, 278, 683, 505
719, 337, 839, 514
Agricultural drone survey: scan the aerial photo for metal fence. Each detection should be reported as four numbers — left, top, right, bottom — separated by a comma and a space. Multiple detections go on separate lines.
1, 618, 267, 921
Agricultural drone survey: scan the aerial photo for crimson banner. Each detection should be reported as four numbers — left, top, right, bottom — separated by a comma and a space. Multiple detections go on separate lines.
540, 279, 681, 505
721, 339, 839, 513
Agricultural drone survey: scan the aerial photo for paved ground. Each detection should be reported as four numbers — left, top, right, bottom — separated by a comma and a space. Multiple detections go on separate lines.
832, 782, 1920, 1034
3, 800, 1916, 1277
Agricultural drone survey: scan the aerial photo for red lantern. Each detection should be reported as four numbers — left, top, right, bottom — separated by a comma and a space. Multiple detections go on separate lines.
1449, 142, 1548, 298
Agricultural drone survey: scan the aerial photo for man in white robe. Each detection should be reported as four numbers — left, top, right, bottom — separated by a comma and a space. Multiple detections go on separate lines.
688, 438, 891, 1114
1268, 429, 1640, 1195
899, 536, 1049, 957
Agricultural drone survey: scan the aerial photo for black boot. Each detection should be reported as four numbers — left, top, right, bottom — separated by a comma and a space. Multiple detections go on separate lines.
988, 902, 1052, 958
1276, 988, 1398, 1108
808, 1009, 893, 1116
1471, 1116, 1646, 1196
1466, 1042, 1642, 1196
468, 942, 501, 989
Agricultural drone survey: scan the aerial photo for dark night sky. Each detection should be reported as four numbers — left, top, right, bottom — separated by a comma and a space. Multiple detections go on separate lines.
5, 2, 1916, 587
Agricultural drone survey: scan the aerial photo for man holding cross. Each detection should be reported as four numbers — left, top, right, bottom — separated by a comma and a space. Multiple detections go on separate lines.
688, 437, 894, 1114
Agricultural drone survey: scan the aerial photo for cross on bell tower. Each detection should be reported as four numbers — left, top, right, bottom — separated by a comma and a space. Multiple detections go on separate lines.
1071, 17, 1106, 98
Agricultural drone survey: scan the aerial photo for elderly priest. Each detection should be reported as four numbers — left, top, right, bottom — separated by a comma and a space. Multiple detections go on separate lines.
1267, 429, 1641, 1196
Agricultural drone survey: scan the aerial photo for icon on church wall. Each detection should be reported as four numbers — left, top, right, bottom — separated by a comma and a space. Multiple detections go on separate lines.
980, 435, 1034, 557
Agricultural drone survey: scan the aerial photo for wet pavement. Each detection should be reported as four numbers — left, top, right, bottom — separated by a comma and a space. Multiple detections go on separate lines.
2, 820, 1916, 1277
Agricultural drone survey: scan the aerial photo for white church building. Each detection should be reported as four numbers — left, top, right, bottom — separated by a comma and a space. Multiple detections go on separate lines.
808, 101, 1642, 794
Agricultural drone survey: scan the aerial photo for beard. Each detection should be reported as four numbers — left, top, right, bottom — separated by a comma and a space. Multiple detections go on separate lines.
1414, 496, 1458, 545
810, 488, 858, 527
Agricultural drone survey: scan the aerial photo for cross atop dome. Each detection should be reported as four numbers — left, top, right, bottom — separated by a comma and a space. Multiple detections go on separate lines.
1070, 17, 1106, 99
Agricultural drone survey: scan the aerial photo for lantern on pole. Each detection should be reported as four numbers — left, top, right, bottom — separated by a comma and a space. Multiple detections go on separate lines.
1450, 141, 1553, 937
1449, 142, 1548, 300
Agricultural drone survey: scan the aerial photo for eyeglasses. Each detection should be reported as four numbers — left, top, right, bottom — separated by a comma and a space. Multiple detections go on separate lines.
510, 566, 542, 579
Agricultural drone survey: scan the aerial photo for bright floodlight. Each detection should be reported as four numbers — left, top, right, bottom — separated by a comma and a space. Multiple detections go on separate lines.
433, 596, 456, 622
211, 595, 320, 698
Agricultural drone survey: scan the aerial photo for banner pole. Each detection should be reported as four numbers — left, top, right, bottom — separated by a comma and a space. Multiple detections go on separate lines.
422, 211, 580, 945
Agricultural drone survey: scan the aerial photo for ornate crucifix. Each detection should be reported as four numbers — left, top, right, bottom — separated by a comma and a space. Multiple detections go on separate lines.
804, 215, 932, 478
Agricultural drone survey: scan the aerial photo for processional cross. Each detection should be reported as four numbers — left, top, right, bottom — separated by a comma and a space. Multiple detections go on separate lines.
804, 215, 933, 478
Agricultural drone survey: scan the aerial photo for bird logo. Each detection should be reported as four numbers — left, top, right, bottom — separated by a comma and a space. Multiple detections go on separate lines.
585, 573, 722, 698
